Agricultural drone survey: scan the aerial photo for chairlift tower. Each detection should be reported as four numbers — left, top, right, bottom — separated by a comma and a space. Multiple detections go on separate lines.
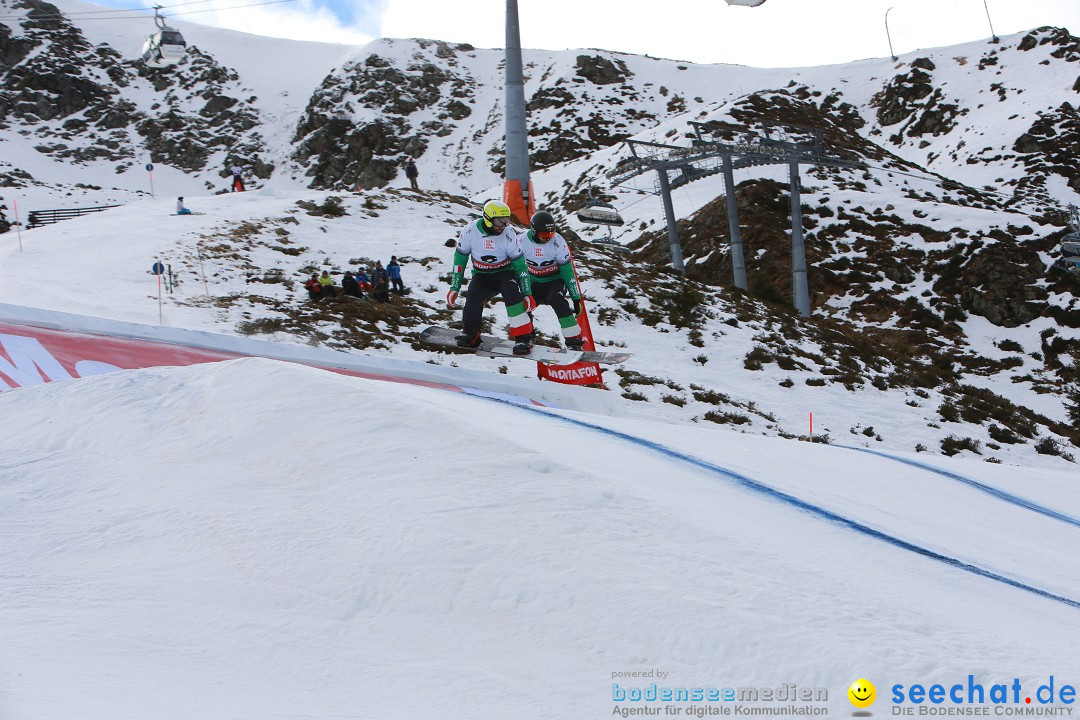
608, 122, 856, 317
503, 0, 533, 224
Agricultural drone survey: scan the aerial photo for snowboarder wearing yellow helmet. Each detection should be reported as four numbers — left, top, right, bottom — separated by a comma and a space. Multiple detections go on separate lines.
446, 199, 536, 355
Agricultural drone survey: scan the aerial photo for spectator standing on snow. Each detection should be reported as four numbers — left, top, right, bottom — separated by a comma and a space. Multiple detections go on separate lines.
405, 159, 419, 191
231, 163, 245, 192
387, 256, 406, 294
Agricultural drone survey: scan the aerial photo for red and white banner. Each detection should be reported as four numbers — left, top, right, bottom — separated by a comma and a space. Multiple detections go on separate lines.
536, 358, 603, 386
0, 321, 459, 394
0, 304, 609, 411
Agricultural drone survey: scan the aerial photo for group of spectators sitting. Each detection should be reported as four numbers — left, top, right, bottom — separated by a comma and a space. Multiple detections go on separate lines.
303, 257, 406, 304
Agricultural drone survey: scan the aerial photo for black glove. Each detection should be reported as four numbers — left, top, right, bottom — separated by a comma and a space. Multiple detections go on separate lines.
572, 297, 581, 316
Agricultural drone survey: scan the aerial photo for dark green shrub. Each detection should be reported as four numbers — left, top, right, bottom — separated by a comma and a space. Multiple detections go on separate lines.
703, 411, 751, 426
320, 196, 347, 217
997, 339, 1023, 352
1035, 437, 1075, 461
941, 435, 981, 456
938, 401, 961, 422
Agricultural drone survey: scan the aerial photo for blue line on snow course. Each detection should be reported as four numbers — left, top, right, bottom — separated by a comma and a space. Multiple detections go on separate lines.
841, 445, 1080, 529
483, 396, 1080, 610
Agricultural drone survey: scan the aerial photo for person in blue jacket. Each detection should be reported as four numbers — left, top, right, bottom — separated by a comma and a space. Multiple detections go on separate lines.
387, 256, 406, 294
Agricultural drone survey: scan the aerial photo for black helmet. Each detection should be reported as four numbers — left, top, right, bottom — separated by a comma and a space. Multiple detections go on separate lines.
530, 211, 556, 241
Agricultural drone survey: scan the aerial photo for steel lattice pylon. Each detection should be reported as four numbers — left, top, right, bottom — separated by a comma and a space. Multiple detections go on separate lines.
608, 122, 859, 317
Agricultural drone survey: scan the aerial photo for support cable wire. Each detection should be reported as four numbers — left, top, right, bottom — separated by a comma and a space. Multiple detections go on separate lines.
0, 0, 298, 22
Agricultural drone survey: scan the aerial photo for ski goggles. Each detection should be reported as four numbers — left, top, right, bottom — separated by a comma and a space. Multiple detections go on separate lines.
536, 229, 555, 241
488, 216, 510, 228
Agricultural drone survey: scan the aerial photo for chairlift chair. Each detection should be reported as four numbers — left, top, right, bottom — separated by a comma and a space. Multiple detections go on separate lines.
141, 7, 186, 68
592, 225, 631, 254
577, 203, 625, 226
1052, 235, 1080, 274
576, 187, 625, 227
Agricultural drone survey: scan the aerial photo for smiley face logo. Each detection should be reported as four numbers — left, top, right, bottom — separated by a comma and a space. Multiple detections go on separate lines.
848, 679, 876, 709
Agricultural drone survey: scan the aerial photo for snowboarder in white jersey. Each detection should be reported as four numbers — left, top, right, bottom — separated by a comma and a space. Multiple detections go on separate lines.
447, 200, 536, 354
520, 210, 585, 350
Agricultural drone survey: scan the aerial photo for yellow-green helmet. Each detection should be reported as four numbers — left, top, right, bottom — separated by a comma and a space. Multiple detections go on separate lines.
482, 199, 512, 229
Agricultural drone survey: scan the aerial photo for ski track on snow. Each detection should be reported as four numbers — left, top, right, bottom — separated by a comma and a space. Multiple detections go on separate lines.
475, 394, 1080, 611
840, 445, 1080, 530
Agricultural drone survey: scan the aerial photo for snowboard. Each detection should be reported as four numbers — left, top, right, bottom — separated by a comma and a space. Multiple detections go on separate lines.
171, 212, 206, 216
420, 325, 580, 365
419, 326, 632, 365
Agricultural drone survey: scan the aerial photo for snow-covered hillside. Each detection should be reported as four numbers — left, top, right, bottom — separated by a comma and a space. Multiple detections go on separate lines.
3, 0, 1078, 204
0, 187, 1075, 470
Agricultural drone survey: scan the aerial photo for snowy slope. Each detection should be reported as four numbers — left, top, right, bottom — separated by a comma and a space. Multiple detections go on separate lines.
1, 357, 1078, 720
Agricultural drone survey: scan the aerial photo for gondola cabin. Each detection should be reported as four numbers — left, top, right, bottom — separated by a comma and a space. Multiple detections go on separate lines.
141, 26, 186, 68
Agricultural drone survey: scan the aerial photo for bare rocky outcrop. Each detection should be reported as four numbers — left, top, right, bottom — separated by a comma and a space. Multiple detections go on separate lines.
575, 54, 631, 85
0, 0, 269, 176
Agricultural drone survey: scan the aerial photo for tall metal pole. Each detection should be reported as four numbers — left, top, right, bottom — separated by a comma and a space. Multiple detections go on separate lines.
983, 0, 999, 43
885, 7, 898, 61
504, 0, 532, 224
655, 169, 685, 274
722, 155, 747, 290
11, 198, 23, 253
789, 160, 810, 317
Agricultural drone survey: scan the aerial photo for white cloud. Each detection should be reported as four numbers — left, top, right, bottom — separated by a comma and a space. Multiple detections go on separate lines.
168, 0, 373, 45
131, 0, 1080, 66
378, 0, 1080, 68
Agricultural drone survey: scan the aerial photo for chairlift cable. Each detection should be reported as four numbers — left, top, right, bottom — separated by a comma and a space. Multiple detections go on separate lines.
0, 0, 297, 22
680, 186, 699, 215
0, 0, 211, 21
163, 0, 299, 19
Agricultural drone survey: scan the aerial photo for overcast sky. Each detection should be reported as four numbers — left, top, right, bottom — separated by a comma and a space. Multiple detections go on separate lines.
129, 0, 1080, 68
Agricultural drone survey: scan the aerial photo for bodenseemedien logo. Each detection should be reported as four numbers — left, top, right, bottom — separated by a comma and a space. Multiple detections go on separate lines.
849, 679, 877, 716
